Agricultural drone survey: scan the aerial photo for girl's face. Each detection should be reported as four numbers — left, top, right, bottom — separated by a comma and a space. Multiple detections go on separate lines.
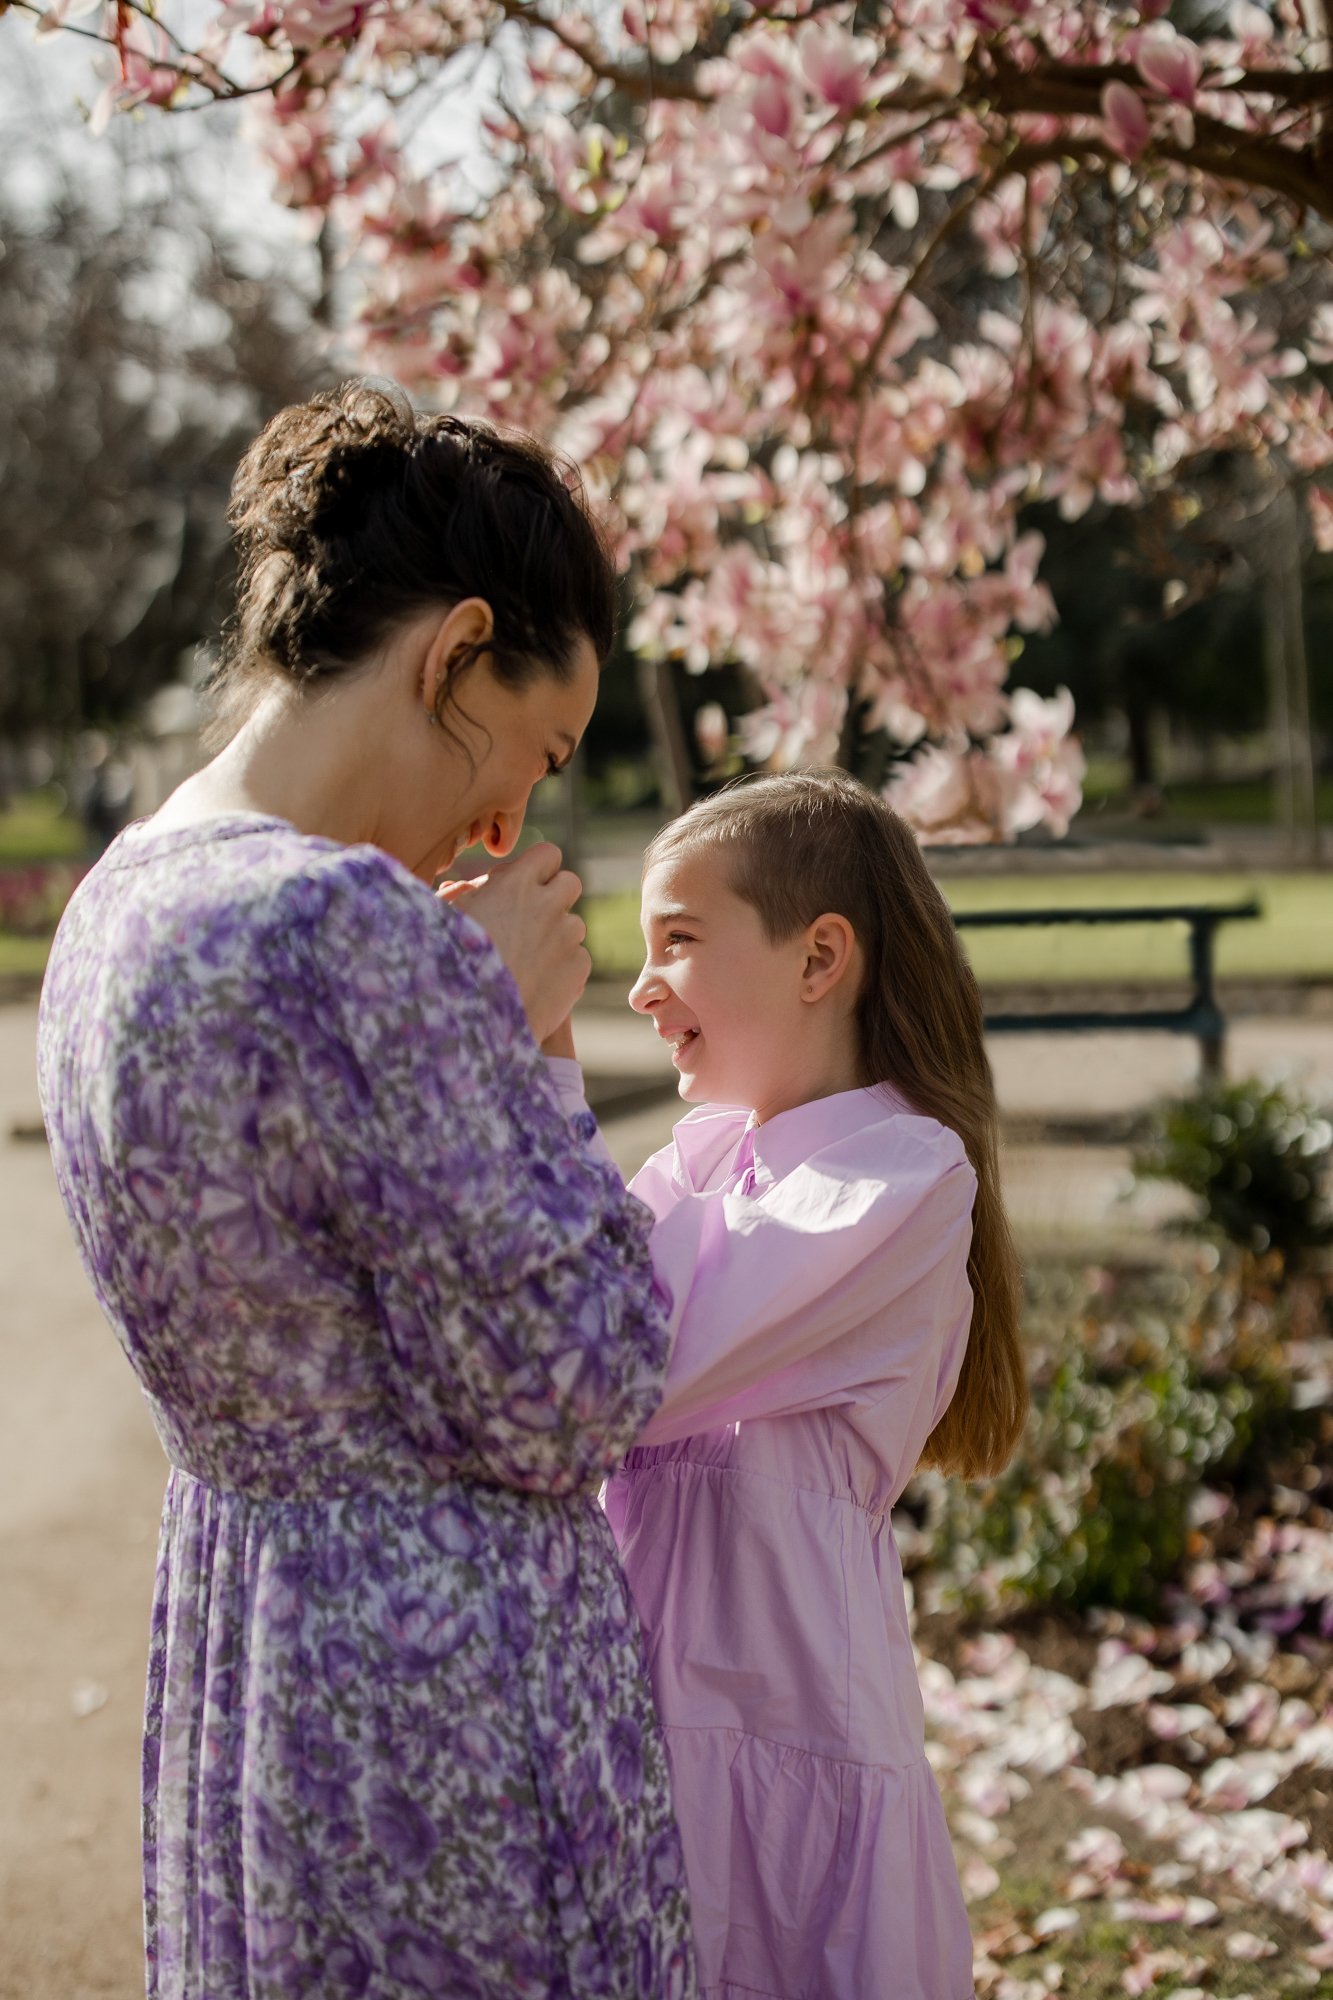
630, 846, 860, 1122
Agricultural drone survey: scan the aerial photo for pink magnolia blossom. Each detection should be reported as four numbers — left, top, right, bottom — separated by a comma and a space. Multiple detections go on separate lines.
1228, 0, 1275, 55
1102, 80, 1151, 161
33, 0, 102, 36
797, 22, 877, 114
991, 688, 1086, 838
620, 0, 704, 64
886, 742, 994, 845
90, 20, 181, 131
37, 0, 1332, 842
1135, 26, 1203, 104
218, 0, 376, 47
1311, 488, 1333, 554
693, 702, 729, 765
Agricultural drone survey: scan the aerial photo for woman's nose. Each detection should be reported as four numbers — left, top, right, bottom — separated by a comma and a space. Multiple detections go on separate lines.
482, 807, 524, 858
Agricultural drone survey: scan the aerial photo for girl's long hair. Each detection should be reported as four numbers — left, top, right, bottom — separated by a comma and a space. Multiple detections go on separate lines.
646, 769, 1026, 1479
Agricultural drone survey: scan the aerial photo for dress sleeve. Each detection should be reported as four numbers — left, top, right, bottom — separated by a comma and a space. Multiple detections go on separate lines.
635, 1120, 976, 1446
284, 848, 672, 1496
542, 1055, 620, 1176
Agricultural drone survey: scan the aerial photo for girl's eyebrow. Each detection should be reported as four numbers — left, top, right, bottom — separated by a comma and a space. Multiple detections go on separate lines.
649, 905, 701, 924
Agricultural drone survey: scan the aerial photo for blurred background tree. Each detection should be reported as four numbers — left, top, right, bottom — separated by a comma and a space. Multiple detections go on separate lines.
1019, 498, 1332, 768
0, 145, 328, 754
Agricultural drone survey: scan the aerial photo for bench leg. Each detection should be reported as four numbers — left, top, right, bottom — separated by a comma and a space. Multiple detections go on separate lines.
1191, 919, 1226, 1086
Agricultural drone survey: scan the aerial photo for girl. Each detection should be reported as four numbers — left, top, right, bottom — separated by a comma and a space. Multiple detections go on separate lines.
550, 770, 1026, 2000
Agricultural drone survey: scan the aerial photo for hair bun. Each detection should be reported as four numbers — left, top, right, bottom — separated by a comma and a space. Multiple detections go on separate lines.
229, 381, 420, 555
218, 373, 616, 704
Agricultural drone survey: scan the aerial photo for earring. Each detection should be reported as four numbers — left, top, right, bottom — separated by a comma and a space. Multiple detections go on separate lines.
425, 705, 439, 728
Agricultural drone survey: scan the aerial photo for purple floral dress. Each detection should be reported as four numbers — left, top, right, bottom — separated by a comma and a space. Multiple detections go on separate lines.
37, 815, 698, 2000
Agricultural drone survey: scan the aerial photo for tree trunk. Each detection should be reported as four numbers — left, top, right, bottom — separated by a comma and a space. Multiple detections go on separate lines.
314, 217, 338, 330
1125, 689, 1158, 791
1264, 481, 1320, 864
558, 742, 585, 882
636, 658, 694, 817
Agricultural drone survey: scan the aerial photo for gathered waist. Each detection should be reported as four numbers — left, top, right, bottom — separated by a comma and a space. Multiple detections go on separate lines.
615, 1443, 893, 1521
163, 1460, 602, 1518
608, 1437, 925, 1766
147, 1383, 608, 1507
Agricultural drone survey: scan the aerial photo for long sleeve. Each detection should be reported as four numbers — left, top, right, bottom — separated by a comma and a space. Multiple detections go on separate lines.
633, 1114, 975, 1453
543, 1054, 620, 1175
285, 847, 672, 1495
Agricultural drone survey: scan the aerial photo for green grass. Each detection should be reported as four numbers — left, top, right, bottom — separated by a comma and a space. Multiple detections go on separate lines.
1076, 764, 1333, 826
1156, 776, 1333, 825
585, 871, 1333, 984
0, 788, 83, 865
0, 792, 84, 982
0, 934, 53, 979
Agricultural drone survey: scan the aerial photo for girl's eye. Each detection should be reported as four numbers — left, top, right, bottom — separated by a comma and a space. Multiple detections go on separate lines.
665, 932, 693, 948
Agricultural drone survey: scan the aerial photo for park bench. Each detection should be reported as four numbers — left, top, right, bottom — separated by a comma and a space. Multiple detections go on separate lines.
951, 899, 1262, 1080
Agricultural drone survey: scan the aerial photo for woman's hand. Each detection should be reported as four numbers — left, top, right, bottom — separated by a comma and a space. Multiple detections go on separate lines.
438, 843, 589, 1045
540, 1017, 576, 1061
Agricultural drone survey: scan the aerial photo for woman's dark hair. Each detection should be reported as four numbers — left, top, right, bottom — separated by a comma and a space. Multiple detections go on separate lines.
215, 379, 617, 735
645, 770, 1027, 1482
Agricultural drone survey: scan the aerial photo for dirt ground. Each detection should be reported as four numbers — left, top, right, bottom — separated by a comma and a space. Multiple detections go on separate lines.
4, 993, 1332, 1999
0, 1004, 162, 2000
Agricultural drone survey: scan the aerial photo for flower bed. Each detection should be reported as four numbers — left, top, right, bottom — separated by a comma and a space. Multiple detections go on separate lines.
0, 860, 85, 938
903, 1258, 1333, 1995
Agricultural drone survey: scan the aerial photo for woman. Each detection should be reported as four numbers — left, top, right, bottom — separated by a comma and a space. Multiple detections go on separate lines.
38, 383, 698, 1999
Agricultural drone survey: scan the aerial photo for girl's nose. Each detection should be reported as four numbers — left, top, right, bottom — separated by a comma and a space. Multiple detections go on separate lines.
628, 966, 662, 1014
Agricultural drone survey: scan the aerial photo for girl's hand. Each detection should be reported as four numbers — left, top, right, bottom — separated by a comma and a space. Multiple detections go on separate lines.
438, 844, 589, 1045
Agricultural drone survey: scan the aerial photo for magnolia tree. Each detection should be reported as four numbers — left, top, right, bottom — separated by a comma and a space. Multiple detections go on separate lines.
14, 0, 1333, 838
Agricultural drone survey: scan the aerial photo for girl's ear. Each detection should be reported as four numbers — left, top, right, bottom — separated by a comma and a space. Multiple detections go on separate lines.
799, 914, 858, 1003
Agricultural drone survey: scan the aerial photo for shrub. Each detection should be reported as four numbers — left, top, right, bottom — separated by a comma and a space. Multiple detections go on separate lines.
1131, 1076, 1333, 1266
907, 1261, 1305, 1620
0, 862, 84, 937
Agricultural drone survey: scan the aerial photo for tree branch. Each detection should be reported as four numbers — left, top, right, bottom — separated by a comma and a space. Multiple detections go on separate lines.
8, 0, 301, 106
492, 0, 704, 102
1007, 130, 1333, 221
987, 50, 1333, 116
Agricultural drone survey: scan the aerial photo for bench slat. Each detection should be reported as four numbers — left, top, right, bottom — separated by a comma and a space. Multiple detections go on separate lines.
952, 900, 1261, 929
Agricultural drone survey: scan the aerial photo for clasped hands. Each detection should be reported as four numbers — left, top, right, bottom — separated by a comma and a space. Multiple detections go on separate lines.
437, 842, 584, 1056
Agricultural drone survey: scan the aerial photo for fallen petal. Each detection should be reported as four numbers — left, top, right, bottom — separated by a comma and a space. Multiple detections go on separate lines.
1226, 1931, 1278, 1960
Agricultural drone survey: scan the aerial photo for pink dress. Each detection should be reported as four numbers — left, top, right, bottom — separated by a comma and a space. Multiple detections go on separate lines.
564, 1076, 979, 1999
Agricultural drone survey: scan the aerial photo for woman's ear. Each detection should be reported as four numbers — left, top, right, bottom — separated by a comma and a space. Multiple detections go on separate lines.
421, 597, 494, 720
799, 914, 859, 1003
